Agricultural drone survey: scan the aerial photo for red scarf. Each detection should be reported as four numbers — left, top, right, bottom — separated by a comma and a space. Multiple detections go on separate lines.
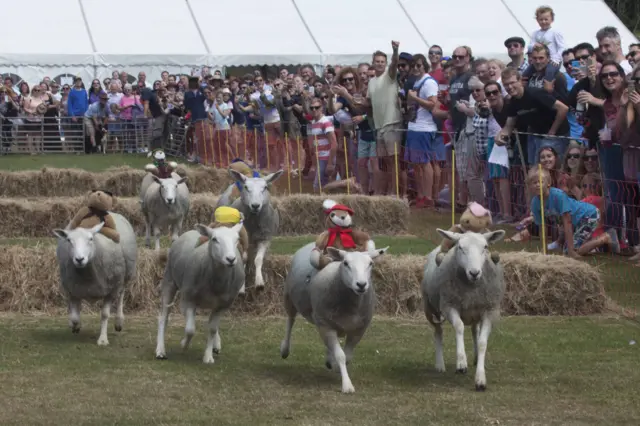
327, 226, 356, 249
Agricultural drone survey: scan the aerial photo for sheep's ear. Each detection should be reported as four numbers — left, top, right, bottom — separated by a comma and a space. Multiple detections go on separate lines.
195, 224, 212, 238
369, 246, 389, 260
53, 229, 68, 240
152, 175, 162, 185
231, 222, 243, 234
483, 230, 506, 245
437, 228, 461, 242
326, 247, 346, 261
90, 222, 105, 235
264, 169, 284, 184
229, 169, 246, 183
176, 177, 188, 185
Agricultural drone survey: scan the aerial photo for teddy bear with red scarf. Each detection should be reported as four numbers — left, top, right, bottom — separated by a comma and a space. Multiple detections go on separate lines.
309, 199, 375, 270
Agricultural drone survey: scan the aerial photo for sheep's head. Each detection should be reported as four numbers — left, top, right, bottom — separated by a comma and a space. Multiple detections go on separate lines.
196, 222, 243, 267
436, 228, 505, 282
326, 246, 389, 295
229, 169, 283, 214
153, 175, 187, 205
53, 222, 105, 269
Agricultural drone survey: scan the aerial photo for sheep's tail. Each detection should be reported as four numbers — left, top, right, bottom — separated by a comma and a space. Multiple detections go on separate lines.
156, 248, 169, 265
216, 183, 235, 209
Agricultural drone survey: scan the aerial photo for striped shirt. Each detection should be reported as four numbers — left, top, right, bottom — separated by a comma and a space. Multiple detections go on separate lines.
310, 116, 334, 161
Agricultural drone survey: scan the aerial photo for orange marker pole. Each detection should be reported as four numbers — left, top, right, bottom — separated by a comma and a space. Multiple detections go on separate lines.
539, 163, 547, 255
285, 132, 291, 195
315, 135, 322, 194
297, 136, 302, 193
343, 136, 350, 195
254, 128, 258, 169
265, 130, 270, 171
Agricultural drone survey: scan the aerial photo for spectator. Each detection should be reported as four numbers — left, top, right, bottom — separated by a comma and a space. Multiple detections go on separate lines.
119, 83, 142, 153
308, 96, 337, 192
404, 53, 439, 208
367, 41, 404, 196
560, 140, 587, 199
138, 72, 152, 89
498, 67, 569, 165
487, 59, 508, 97
527, 43, 569, 104
83, 92, 109, 153
248, 73, 282, 171
504, 36, 528, 73
20, 85, 44, 153
596, 26, 633, 74
473, 58, 491, 84
141, 83, 166, 151
88, 79, 105, 105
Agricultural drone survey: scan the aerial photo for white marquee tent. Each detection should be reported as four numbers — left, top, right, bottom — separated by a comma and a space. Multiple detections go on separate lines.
0, 0, 636, 85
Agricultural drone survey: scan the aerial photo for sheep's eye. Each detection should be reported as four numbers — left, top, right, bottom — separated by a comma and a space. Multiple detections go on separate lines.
369, 261, 373, 268
210, 237, 217, 243
484, 245, 488, 250
243, 185, 248, 191
343, 260, 349, 267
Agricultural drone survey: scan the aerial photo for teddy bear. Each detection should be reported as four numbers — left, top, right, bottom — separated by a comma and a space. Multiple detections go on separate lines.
145, 148, 178, 179
196, 206, 249, 262
436, 202, 500, 266
309, 199, 375, 270
68, 190, 120, 243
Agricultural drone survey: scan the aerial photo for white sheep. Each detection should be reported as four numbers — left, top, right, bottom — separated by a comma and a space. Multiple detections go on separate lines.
217, 169, 283, 293
155, 222, 245, 364
52, 212, 137, 346
422, 229, 506, 391
141, 174, 190, 251
280, 242, 388, 393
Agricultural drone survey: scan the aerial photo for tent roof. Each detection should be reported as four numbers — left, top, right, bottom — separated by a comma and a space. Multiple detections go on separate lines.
0, 0, 637, 67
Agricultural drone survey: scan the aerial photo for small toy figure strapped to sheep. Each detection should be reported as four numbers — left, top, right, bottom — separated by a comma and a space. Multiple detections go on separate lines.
68, 190, 121, 243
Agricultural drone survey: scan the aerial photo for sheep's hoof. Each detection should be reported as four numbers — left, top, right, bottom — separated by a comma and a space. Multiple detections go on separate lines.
255, 285, 265, 293
475, 384, 487, 392
155, 354, 168, 360
115, 324, 122, 332
212, 348, 220, 354
456, 367, 468, 374
71, 327, 80, 334
325, 361, 332, 370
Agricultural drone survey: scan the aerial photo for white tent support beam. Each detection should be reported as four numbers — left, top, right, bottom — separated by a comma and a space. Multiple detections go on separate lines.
185, 0, 211, 56
395, 0, 431, 48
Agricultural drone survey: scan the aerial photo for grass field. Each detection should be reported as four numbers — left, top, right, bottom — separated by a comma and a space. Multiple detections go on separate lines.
0, 153, 161, 172
0, 315, 638, 425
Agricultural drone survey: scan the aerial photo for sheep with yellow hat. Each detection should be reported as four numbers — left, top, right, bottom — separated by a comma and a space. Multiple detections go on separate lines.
196, 206, 249, 263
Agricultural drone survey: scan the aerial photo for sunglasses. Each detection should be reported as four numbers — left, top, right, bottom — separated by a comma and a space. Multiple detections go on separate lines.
412, 63, 424, 69
563, 62, 573, 69
310, 105, 322, 110
485, 89, 500, 96
320, 96, 328, 100
566, 153, 581, 159
600, 71, 620, 79
584, 155, 598, 161
507, 43, 521, 49
452, 55, 466, 60
398, 63, 409, 68
342, 77, 354, 83
428, 51, 442, 56
575, 54, 591, 61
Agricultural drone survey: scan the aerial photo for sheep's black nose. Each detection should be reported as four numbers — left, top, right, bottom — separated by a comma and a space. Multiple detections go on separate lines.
250, 203, 260, 211
356, 281, 367, 290
225, 256, 236, 265
469, 269, 481, 279
74, 256, 85, 263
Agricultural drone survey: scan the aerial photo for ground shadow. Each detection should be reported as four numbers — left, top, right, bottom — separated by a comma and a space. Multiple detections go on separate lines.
258, 361, 338, 388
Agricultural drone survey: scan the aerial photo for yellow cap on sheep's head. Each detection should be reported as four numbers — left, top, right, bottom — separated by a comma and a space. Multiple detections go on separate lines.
215, 206, 242, 224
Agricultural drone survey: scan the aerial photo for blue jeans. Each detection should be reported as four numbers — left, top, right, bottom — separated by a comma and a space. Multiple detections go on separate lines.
314, 159, 329, 190
527, 135, 569, 165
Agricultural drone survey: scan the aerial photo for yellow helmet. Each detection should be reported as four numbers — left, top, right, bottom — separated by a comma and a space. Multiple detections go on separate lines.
214, 206, 242, 224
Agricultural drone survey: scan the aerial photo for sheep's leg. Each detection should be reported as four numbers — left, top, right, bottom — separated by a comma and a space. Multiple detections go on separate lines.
471, 323, 479, 367
446, 308, 468, 374
253, 240, 270, 290
434, 322, 445, 373
203, 310, 222, 364
280, 295, 297, 359
171, 218, 183, 242
114, 289, 125, 332
319, 326, 355, 393
155, 281, 178, 360
153, 225, 162, 251
344, 327, 366, 365
181, 303, 196, 350
97, 300, 112, 346
145, 219, 151, 248
475, 316, 493, 391
68, 298, 82, 334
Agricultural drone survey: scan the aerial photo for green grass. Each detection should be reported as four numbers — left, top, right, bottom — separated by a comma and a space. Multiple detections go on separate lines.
0, 153, 183, 172
0, 315, 638, 425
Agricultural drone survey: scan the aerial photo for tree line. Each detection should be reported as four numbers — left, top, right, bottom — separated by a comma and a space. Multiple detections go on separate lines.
606, 0, 640, 33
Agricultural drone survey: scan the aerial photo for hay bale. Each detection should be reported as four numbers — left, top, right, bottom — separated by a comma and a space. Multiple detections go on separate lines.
0, 166, 232, 198
0, 246, 605, 316
0, 194, 409, 237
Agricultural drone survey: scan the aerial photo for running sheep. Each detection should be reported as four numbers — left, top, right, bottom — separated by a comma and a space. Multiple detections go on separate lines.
141, 174, 190, 251
422, 229, 506, 391
280, 242, 388, 393
155, 222, 245, 364
52, 212, 137, 346
217, 169, 283, 292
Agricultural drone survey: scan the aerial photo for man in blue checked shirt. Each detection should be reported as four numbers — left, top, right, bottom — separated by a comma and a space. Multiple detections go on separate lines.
83, 92, 110, 153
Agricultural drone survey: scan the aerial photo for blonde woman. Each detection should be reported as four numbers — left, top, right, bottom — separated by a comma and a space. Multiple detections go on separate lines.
488, 59, 508, 97
560, 140, 587, 199
20, 85, 45, 153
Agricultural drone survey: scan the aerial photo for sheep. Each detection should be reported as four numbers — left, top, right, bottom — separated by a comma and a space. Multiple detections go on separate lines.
155, 222, 245, 364
52, 212, 137, 346
217, 168, 283, 293
422, 228, 506, 391
280, 242, 388, 393
140, 171, 182, 208
141, 174, 189, 251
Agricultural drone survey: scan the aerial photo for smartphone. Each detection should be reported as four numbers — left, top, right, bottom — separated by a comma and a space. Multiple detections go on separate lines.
570, 60, 581, 75
628, 80, 636, 95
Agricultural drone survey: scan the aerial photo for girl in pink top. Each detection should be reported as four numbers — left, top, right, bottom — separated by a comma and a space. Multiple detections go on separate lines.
119, 84, 141, 151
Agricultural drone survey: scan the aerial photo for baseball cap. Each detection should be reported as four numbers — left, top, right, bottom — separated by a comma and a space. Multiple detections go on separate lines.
399, 52, 413, 61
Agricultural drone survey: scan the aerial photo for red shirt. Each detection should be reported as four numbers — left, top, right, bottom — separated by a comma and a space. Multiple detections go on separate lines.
581, 195, 604, 238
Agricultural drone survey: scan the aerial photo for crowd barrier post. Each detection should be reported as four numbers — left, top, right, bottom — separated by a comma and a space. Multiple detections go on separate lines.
343, 136, 350, 195
451, 149, 456, 228
315, 135, 322, 194
254, 128, 258, 168
226, 130, 230, 167
202, 123, 208, 166
265, 131, 270, 171
297, 135, 302, 194
538, 163, 547, 255
285, 132, 291, 195
394, 141, 399, 198
243, 127, 248, 163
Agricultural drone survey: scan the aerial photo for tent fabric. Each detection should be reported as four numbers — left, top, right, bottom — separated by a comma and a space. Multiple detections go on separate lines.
0, 0, 637, 83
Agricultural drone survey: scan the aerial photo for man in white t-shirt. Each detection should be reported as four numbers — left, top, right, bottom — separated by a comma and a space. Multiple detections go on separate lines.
249, 73, 281, 171
366, 40, 403, 196
404, 54, 440, 208
596, 26, 633, 74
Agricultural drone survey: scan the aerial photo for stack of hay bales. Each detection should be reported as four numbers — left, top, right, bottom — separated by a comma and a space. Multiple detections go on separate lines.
0, 163, 607, 317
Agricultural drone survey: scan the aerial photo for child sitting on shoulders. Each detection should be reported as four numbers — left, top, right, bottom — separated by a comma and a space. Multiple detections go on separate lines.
528, 167, 601, 258
521, 6, 566, 92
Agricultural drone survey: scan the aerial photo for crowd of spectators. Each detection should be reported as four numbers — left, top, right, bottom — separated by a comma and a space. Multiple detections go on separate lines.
2, 5, 640, 262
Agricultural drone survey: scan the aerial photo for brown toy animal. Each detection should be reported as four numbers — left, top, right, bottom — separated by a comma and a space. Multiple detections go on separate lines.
68, 190, 120, 243
436, 202, 499, 266
196, 206, 249, 262
310, 199, 375, 270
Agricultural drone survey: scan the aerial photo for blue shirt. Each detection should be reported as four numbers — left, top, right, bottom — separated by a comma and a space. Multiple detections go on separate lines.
563, 72, 584, 139
184, 89, 207, 121
67, 88, 88, 117
84, 101, 109, 119
531, 187, 598, 228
